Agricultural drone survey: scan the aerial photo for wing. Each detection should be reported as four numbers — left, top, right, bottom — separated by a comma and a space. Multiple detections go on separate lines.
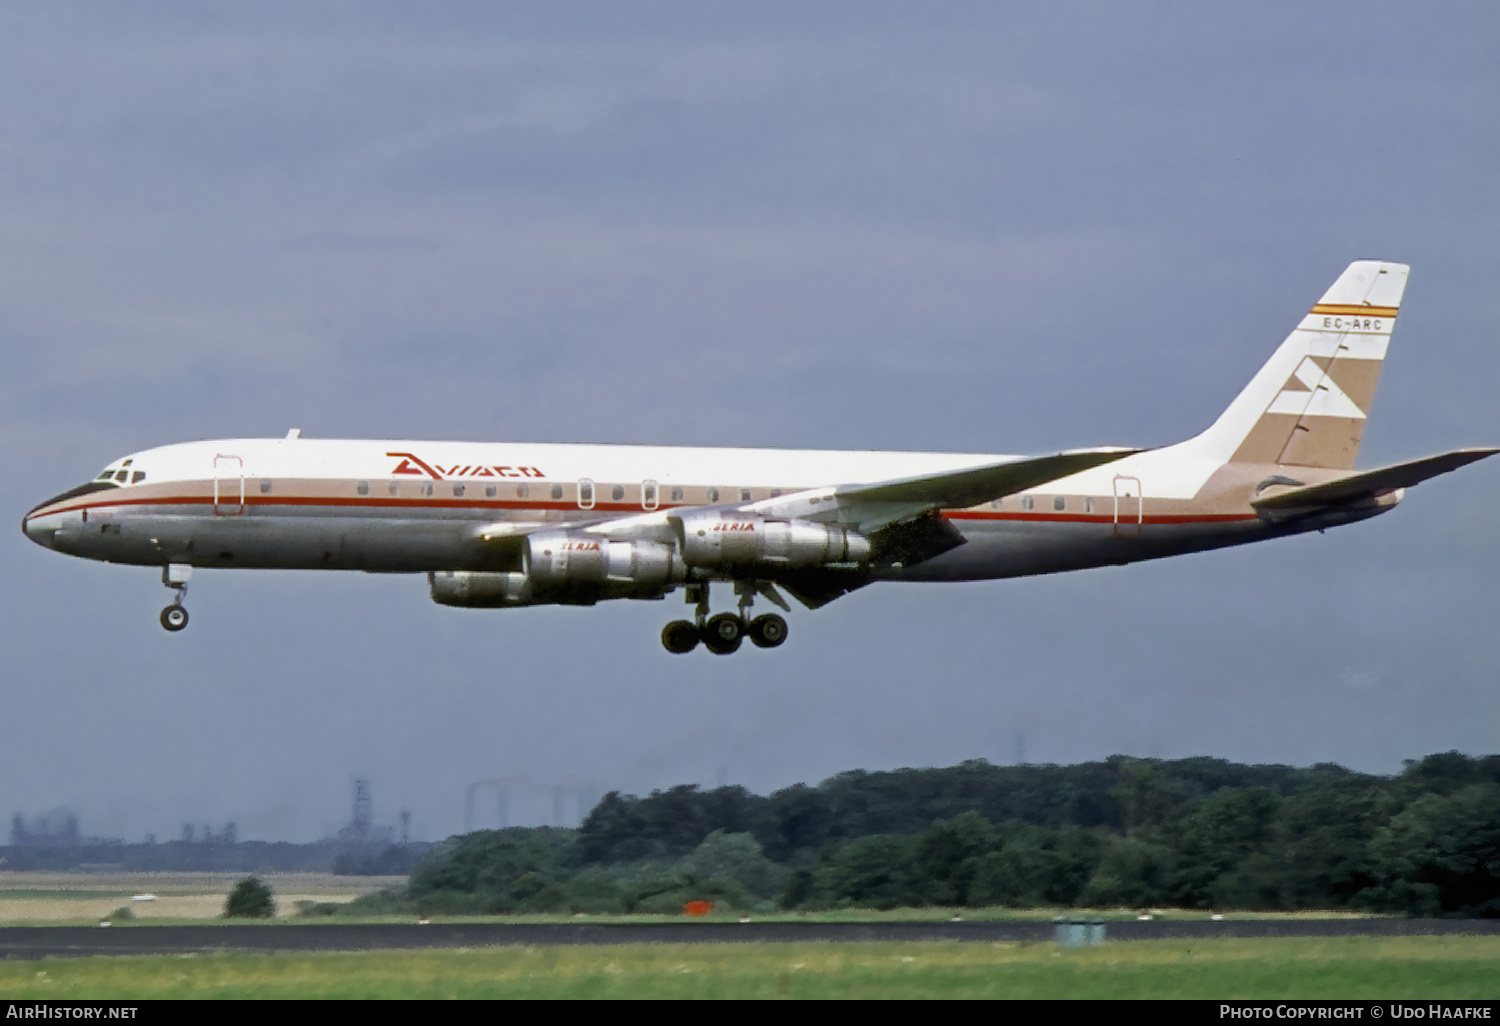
741, 446, 1144, 534
467, 446, 1143, 608
1251, 448, 1500, 520
474, 446, 1143, 542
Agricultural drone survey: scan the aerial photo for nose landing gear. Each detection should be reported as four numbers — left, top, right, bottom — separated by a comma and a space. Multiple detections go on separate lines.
160, 563, 193, 632
660, 582, 791, 654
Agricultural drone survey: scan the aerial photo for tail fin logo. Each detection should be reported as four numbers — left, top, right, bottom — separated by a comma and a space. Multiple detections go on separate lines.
1266, 357, 1366, 420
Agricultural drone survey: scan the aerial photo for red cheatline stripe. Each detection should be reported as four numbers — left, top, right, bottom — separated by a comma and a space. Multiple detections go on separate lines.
1309, 304, 1399, 317
32, 493, 1262, 527
37, 494, 670, 516
943, 511, 1259, 525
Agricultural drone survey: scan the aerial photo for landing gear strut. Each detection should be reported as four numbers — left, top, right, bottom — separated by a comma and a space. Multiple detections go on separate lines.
160, 563, 192, 632
660, 582, 790, 654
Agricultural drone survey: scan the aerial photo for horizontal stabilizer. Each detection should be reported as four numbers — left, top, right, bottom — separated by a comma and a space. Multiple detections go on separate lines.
1252, 448, 1499, 515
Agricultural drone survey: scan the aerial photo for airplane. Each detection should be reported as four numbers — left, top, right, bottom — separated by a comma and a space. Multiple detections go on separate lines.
21, 260, 1497, 654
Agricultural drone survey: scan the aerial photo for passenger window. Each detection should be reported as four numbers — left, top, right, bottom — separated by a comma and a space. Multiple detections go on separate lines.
421, 483, 434, 497
991, 498, 1002, 509
388, 481, 400, 496
707, 487, 720, 503
1085, 497, 1095, 513
1053, 496, 1066, 511
740, 488, 752, 502
453, 484, 465, 498
551, 485, 564, 500
131, 471, 146, 484
770, 490, 782, 498
578, 479, 595, 509
260, 479, 273, 494
642, 481, 658, 510
357, 481, 369, 496
611, 485, 625, 501
516, 484, 529, 499
485, 484, 497, 498
1022, 496, 1034, 511
670, 486, 684, 502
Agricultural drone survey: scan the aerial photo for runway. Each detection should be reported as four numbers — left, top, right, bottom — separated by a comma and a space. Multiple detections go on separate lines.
1, 918, 1497, 959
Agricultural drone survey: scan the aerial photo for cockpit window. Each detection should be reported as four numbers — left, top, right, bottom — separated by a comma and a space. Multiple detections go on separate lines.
114, 470, 130, 482
97, 470, 115, 480
131, 471, 146, 484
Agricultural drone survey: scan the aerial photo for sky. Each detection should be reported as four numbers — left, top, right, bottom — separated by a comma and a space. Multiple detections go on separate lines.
2, 1, 1497, 842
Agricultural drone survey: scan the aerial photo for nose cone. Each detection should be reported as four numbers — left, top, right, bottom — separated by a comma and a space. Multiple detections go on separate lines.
22, 511, 57, 549
23, 480, 119, 551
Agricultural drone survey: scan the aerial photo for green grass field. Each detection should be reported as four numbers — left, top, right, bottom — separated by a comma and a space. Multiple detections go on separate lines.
1, 937, 1496, 999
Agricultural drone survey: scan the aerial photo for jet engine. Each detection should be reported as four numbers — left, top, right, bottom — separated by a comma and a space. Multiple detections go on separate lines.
429, 530, 685, 608
429, 570, 534, 608
673, 514, 870, 571
525, 530, 684, 597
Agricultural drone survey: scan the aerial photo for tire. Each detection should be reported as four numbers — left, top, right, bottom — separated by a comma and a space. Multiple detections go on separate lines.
160, 606, 189, 632
750, 613, 788, 648
703, 613, 745, 655
661, 620, 700, 654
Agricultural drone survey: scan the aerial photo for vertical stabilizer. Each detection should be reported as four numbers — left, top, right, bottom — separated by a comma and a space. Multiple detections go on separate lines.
1188, 261, 1408, 469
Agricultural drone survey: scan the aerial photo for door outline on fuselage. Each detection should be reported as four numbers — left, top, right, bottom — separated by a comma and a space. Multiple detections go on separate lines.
1112, 474, 1142, 538
213, 454, 245, 516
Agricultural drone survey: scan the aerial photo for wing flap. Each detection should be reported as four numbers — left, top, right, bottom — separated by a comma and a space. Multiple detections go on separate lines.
777, 571, 871, 610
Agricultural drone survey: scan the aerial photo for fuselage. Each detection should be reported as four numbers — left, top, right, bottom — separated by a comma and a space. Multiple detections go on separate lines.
21, 434, 1392, 585
21, 260, 1487, 653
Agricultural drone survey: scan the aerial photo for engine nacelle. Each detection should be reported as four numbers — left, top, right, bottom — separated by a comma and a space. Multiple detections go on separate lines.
429, 532, 686, 608
674, 514, 870, 570
526, 530, 685, 601
429, 570, 535, 608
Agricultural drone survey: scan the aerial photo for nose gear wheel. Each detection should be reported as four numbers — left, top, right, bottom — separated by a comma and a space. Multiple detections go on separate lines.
159, 564, 192, 632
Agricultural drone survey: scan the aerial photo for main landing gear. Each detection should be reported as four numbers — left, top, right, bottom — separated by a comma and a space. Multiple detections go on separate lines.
160, 563, 192, 633
661, 582, 790, 655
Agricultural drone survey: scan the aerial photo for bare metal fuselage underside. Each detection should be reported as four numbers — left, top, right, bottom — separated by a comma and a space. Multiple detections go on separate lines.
38, 485, 1385, 586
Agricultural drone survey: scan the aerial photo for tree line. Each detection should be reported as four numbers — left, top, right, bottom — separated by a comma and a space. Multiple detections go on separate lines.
366, 752, 1500, 918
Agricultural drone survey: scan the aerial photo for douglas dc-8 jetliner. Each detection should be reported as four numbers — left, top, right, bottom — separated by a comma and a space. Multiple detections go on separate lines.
22, 261, 1497, 653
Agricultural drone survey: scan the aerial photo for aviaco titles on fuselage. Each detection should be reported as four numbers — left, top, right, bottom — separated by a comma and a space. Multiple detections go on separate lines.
22, 261, 1497, 654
